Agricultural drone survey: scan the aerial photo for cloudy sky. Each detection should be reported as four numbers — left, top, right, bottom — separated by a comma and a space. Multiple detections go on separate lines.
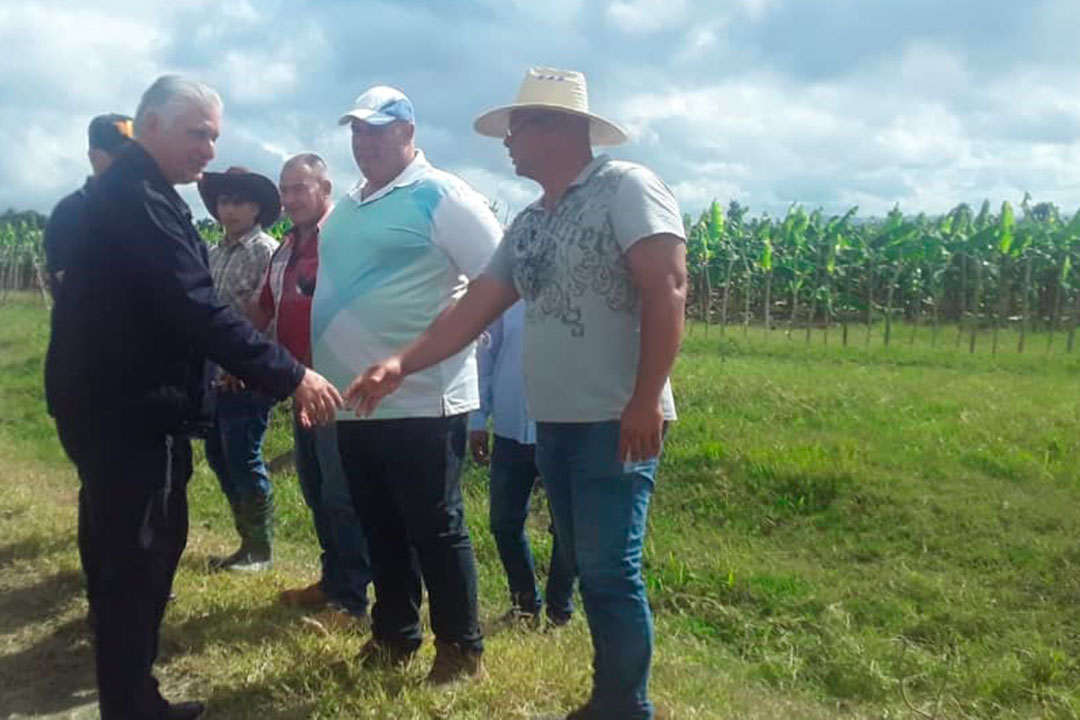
2, 0, 1078, 220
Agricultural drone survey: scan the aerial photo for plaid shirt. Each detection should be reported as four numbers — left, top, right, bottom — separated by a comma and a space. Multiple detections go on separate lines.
208, 225, 278, 317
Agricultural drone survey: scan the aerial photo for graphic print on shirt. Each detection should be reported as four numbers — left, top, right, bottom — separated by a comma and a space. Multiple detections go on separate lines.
508, 167, 637, 338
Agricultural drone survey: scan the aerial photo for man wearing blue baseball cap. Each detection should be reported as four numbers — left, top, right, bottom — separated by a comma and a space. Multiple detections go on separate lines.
311, 85, 501, 683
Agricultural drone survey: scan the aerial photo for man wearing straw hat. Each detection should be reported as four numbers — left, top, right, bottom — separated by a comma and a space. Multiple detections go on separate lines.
197, 166, 281, 572
345, 67, 687, 719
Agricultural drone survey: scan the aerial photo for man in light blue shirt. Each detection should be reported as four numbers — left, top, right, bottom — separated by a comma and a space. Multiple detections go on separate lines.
468, 301, 575, 626
313, 85, 501, 684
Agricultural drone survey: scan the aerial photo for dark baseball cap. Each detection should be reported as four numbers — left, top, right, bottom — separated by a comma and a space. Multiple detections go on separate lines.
88, 113, 134, 154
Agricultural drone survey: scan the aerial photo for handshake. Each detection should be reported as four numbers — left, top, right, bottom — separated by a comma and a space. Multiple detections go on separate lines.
291, 355, 405, 428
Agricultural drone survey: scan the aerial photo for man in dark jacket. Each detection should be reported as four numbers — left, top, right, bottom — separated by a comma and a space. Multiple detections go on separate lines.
43, 113, 133, 293
44, 75, 342, 720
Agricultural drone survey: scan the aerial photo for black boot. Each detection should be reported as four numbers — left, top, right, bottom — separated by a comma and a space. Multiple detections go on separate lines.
208, 497, 247, 571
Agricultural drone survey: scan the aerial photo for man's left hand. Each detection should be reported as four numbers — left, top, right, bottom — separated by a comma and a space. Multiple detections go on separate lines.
619, 394, 663, 463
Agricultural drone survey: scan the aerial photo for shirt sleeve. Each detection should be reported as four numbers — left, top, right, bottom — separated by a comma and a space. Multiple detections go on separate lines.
610, 166, 687, 252
245, 238, 277, 302
120, 192, 304, 400
430, 181, 503, 279
482, 231, 516, 288
469, 312, 503, 431
258, 262, 274, 317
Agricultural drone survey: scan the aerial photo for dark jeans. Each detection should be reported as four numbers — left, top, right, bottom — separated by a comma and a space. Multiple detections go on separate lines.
204, 387, 273, 509
537, 421, 661, 720
337, 414, 482, 654
293, 412, 372, 617
57, 418, 191, 720
489, 435, 575, 618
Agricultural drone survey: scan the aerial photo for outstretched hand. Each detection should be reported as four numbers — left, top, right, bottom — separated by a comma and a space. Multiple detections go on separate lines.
293, 368, 344, 428
344, 356, 405, 417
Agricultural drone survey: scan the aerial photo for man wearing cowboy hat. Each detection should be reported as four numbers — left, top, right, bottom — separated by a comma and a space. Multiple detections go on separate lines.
198, 166, 281, 572
345, 67, 687, 720
310, 84, 502, 684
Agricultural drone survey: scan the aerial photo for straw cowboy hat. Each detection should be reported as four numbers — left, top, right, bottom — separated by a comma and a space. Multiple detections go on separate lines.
198, 166, 282, 229
473, 67, 628, 146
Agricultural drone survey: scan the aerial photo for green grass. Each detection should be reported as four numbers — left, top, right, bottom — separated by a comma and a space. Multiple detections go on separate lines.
3, 294, 1080, 718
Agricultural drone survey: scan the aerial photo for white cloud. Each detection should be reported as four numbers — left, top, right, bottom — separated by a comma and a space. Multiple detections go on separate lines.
454, 166, 537, 222
2, 0, 1079, 220
218, 51, 299, 104
606, 0, 689, 33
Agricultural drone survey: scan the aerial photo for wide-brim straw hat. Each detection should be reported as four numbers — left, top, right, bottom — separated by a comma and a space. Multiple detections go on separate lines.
473, 67, 628, 146
198, 166, 282, 229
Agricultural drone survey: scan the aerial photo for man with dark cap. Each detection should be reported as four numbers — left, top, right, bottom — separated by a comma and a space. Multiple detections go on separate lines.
43, 113, 134, 638
45, 75, 343, 720
43, 113, 133, 292
198, 167, 282, 572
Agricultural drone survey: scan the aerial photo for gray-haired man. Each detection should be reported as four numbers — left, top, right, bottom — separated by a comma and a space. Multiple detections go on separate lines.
45, 75, 343, 720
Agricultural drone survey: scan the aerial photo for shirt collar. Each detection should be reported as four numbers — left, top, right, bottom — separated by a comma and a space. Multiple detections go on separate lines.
124, 142, 189, 215
284, 203, 333, 245
224, 224, 265, 248
347, 149, 431, 206
568, 154, 610, 190
523, 154, 611, 215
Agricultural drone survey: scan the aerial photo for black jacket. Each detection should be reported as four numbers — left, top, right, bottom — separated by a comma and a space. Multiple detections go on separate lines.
43, 177, 91, 289
45, 143, 305, 434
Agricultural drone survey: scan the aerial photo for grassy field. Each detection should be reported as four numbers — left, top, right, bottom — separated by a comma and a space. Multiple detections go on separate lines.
2, 295, 1080, 719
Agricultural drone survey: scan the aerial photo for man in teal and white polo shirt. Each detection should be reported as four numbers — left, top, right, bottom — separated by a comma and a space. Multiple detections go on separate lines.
311, 85, 501, 684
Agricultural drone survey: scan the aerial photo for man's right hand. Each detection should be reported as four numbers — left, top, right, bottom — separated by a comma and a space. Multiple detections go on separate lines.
293, 368, 344, 428
469, 430, 490, 466
343, 356, 405, 417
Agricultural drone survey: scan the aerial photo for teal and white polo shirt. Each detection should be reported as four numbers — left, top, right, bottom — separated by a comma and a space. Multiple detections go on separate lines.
312, 150, 502, 420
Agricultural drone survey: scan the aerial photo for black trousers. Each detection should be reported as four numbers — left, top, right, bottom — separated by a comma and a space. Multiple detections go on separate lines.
336, 414, 483, 654
57, 418, 191, 720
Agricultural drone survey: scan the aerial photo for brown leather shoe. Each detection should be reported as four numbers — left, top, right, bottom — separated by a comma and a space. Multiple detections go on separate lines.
279, 581, 326, 608
302, 606, 370, 636
425, 640, 487, 685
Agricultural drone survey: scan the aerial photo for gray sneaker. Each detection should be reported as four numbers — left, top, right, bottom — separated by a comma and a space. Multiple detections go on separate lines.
210, 548, 272, 573
225, 549, 272, 573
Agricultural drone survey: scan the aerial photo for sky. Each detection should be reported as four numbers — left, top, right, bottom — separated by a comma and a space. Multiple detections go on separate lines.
1, 0, 1078, 220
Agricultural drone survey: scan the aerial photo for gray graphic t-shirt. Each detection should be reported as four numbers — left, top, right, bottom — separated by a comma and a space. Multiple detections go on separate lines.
484, 155, 685, 423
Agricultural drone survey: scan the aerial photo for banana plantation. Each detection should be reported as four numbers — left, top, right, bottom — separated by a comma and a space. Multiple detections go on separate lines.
685, 196, 1080, 353
0, 215, 46, 301
5, 197, 1080, 354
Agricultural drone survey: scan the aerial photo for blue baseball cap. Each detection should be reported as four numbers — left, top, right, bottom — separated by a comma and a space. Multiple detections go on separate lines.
338, 85, 415, 126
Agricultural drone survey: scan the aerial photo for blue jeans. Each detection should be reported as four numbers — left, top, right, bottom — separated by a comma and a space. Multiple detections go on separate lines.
489, 435, 575, 618
293, 413, 372, 617
536, 421, 659, 720
204, 388, 273, 511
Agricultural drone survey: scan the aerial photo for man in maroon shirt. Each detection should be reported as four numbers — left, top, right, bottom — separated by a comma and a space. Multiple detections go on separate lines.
257, 153, 372, 628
